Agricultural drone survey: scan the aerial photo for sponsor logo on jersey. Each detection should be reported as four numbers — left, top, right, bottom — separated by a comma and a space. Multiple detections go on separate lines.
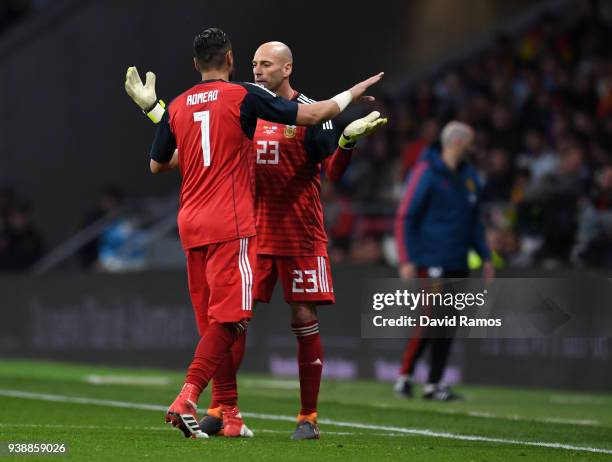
263, 125, 278, 135
284, 125, 296, 138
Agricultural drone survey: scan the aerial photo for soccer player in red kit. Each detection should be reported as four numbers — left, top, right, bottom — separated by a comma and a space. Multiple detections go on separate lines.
200, 42, 387, 440
125, 28, 383, 439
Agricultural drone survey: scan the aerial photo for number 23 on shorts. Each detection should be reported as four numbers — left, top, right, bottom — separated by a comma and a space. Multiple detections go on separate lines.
291, 264, 332, 293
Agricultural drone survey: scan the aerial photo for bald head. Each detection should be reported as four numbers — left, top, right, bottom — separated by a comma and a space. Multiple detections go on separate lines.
252, 41, 294, 94
255, 41, 293, 64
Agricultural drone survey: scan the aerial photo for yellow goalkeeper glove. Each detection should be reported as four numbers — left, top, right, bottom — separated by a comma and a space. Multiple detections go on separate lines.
338, 111, 388, 149
124, 66, 166, 123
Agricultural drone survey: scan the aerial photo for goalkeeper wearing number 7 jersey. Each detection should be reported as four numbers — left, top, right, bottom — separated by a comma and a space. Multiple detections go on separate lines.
125, 28, 384, 440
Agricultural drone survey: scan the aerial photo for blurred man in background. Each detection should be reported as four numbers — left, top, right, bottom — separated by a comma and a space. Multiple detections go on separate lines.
394, 121, 494, 401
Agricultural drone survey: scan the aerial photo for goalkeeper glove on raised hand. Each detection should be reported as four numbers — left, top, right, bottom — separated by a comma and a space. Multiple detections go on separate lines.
338, 111, 388, 149
124, 66, 166, 123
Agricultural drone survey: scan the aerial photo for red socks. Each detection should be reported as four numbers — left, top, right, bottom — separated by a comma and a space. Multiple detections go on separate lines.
292, 320, 323, 416
184, 322, 237, 401
201, 320, 323, 417
209, 331, 246, 408
400, 336, 423, 375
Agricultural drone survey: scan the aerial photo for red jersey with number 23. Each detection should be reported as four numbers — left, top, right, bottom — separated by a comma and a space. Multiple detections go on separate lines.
253, 91, 344, 256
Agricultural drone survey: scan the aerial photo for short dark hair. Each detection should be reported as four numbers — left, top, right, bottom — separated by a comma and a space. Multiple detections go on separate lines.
193, 28, 231, 71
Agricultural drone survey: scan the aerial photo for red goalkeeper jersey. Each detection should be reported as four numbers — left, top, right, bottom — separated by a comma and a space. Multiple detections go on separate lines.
149, 80, 298, 249
253, 91, 352, 256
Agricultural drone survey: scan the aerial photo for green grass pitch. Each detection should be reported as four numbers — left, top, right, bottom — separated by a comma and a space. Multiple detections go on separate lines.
0, 359, 611, 461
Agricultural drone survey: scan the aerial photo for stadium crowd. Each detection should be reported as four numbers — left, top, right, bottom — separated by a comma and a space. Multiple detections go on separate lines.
326, 0, 612, 269
3, 0, 612, 272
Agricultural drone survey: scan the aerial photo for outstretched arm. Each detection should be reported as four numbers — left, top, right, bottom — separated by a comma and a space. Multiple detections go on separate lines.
320, 111, 388, 181
126, 67, 383, 130
295, 73, 384, 126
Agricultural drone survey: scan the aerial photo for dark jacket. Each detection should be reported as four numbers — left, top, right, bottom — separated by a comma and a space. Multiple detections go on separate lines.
394, 143, 490, 271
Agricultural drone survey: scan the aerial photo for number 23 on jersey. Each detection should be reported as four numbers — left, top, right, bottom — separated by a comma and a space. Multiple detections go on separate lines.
256, 140, 280, 165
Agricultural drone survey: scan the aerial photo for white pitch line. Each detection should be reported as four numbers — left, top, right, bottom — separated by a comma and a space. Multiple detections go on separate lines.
0, 389, 164, 411
370, 402, 600, 426
84, 375, 171, 386
0, 389, 610, 455
550, 394, 609, 405
539, 417, 599, 426
450, 409, 598, 426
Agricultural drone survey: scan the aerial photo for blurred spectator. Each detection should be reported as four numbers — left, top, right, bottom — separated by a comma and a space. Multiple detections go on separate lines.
322, 180, 355, 263
399, 118, 440, 180
97, 215, 147, 272
523, 143, 589, 264
77, 186, 150, 272
0, 200, 45, 271
410, 82, 437, 119
486, 227, 520, 268
572, 164, 612, 265
487, 105, 520, 154
350, 215, 390, 265
350, 235, 384, 264
78, 186, 125, 268
483, 148, 514, 202
517, 130, 559, 181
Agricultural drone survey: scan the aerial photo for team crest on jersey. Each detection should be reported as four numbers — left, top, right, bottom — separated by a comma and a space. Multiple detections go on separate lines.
284, 125, 296, 138
263, 125, 278, 135
466, 178, 478, 204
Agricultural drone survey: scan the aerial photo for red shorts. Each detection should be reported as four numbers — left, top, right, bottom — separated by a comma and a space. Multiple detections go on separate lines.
185, 236, 256, 335
253, 254, 335, 305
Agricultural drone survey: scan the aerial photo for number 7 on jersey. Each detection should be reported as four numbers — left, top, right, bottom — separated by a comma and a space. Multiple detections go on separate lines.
194, 110, 211, 166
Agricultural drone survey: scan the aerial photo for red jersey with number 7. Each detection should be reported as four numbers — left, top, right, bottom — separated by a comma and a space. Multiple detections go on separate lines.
149, 79, 298, 250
